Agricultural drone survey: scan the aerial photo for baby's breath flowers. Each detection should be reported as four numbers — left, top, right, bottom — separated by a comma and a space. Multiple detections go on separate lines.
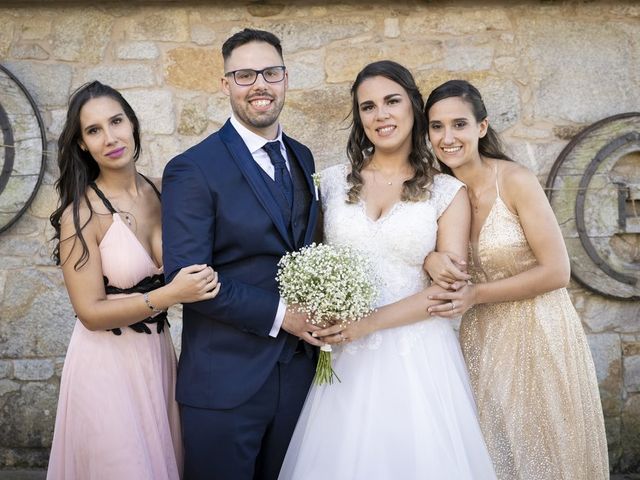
277, 243, 377, 385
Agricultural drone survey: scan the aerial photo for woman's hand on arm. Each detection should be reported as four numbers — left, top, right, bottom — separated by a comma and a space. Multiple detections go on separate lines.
60, 207, 220, 331
423, 251, 471, 289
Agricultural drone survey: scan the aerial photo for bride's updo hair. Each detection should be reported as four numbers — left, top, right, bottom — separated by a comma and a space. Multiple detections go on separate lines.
346, 60, 436, 203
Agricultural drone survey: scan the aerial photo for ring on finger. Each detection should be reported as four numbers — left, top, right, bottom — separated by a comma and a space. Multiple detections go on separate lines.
450, 301, 455, 310
339, 332, 345, 342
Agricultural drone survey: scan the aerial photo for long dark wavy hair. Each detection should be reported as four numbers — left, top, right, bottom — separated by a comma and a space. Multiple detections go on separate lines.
346, 60, 435, 203
49, 81, 141, 269
424, 80, 513, 175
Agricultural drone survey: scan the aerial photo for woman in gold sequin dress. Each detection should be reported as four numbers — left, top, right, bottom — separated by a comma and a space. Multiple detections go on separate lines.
422, 80, 609, 480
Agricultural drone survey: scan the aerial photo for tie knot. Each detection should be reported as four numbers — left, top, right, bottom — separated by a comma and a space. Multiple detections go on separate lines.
264, 141, 286, 167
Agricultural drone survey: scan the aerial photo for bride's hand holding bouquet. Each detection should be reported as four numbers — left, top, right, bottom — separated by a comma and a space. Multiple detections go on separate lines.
277, 243, 377, 385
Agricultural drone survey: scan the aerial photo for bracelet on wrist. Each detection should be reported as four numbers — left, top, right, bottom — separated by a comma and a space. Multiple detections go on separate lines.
143, 292, 163, 313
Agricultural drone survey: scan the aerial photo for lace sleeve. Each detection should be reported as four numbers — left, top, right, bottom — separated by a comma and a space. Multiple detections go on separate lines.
431, 174, 465, 218
319, 163, 349, 212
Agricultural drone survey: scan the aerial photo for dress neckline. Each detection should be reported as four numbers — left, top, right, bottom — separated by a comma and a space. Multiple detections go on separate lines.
90, 175, 163, 271
99, 213, 162, 271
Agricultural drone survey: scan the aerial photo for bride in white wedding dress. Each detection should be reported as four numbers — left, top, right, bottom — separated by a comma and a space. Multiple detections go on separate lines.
278, 61, 496, 480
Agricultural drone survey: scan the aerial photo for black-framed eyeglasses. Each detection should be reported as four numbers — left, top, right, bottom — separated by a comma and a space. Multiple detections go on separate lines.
224, 66, 286, 86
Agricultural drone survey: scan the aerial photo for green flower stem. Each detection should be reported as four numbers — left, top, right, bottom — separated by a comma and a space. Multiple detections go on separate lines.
313, 346, 341, 385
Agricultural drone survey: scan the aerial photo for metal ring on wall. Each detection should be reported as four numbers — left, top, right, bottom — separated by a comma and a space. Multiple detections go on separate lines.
546, 113, 640, 300
0, 64, 47, 235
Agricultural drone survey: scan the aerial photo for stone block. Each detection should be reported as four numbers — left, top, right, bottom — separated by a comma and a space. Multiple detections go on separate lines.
587, 333, 622, 416
287, 49, 326, 90
83, 64, 156, 90
0, 17, 14, 57
624, 343, 640, 357
0, 446, 51, 469
247, 3, 285, 17
18, 17, 51, 40
53, 358, 65, 380
190, 24, 217, 46
0, 380, 20, 398
165, 47, 222, 93
516, 17, 639, 123
48, 109, 67, 138
1, 268, 74, 358
0, 237, 49, 268
191, 6, 245, 23
0, 269, 6, 303
610, 5, 640, 17
404, 7, 511, 35
126, 9, 189, 42
122, 90, 175, 135
50, 10, 113, 63
384, 18, 400, 39
178, 103, 209, 136
207, 94, 232, 126
621, 394, 640, 472
10, 43, 49, 60
494, 56, 519, 75
581, 296, 640, 334
145, 135, 182, 177
2, 62, 72, 108
29, 185, 57, 220
116, 41, 160, 60
326, 39, 442, 84
471, 77, 520, 133
443, 44, 494, 72
13, 359, 54, 381
282, 85, 352, 168
266, 17, 375, 54
605, 415, 622, 471
0, 361, 12, 379
625, 356, 640, 392
0, 382, 57, 447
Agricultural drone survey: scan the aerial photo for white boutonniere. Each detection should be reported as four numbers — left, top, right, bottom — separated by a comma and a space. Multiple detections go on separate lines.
312, 172, 321, 201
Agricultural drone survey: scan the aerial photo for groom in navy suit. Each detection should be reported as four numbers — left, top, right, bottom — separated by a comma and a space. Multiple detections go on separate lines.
162, 29, 322, 480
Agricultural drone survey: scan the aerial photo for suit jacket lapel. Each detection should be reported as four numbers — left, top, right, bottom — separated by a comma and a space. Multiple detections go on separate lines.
221, 121, 294, 249
283, 134, 319, 246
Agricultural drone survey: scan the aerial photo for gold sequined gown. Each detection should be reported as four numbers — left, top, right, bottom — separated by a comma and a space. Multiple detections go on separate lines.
460, 183, 609, 480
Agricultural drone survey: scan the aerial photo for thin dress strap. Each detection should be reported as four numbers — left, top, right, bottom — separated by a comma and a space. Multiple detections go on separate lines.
139, 173, 161, 201
494, 160, 500, 199
89, 173, 161, 213
88, 182, 117, 214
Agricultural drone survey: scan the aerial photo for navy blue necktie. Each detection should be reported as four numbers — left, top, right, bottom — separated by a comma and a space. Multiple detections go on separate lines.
263, 141, 293, 207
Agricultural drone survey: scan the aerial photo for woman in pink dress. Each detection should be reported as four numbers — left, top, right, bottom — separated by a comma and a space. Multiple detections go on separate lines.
47, 81, 220, 480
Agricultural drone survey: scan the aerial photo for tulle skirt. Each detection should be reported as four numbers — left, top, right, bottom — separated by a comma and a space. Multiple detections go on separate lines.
279, 317, 496, 480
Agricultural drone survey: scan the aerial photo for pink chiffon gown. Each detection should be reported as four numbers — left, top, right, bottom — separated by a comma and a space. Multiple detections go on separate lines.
47, 185, 183, 480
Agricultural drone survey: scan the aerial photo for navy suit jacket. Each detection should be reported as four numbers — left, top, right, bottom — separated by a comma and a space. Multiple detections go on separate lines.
162, 120, 319, 410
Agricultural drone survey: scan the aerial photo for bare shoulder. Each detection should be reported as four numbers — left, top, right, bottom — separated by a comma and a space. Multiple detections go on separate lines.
60, 197, 93, 229
500, 161, 544, 197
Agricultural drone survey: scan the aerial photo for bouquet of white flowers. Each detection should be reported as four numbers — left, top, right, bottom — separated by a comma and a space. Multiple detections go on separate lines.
276, 242, 377, 385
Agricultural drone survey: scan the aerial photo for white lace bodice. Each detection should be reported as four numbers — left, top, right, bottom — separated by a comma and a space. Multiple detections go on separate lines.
320, 164, 464, 309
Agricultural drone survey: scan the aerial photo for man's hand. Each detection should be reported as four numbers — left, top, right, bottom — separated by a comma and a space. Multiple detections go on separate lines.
281, 304, 324, 347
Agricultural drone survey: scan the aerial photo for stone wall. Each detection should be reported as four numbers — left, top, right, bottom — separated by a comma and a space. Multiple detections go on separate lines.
0, 0, 638, 472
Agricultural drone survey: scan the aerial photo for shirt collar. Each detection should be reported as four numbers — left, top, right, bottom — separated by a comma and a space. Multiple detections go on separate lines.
230, 115, 284, 155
